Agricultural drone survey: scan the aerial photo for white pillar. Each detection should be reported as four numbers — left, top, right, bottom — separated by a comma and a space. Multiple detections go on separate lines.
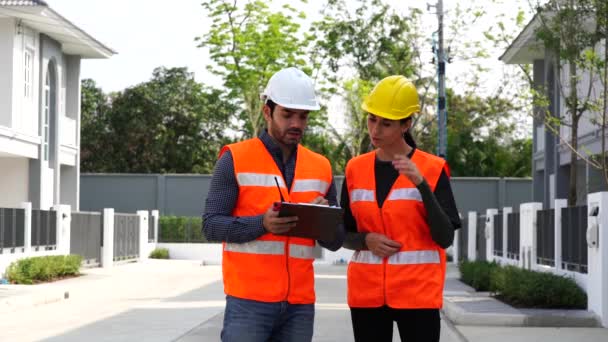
20, 202, 32, 255
453, 229, 460, 262
587, 192, 608, 327
519, 202, 542, 270
502, 207, 513, 262
151, 210, 159, 243
467, 211, 477, 261
485, 208, 499, 262
554, 199, 567, 271
102, 208, 114, 268
52, 204, 71, 255
137, 210, 148, 262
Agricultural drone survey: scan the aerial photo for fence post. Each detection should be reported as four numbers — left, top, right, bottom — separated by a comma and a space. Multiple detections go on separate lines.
502, 207, 512, 263
586, 192, 608, 327
467, 211, 477, 261
554, 199, 567, 272
20, 202, 32, 255
102, 208, 115, 268
519, 202, 542, 270
52, 204, 71, 255
485, 209, 498, 263
151, 210, 159, 243
137, 210, 148, 262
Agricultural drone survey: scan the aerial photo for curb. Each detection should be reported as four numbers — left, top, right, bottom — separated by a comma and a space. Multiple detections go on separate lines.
443, 296, 600, 327
0, 286, 69, 314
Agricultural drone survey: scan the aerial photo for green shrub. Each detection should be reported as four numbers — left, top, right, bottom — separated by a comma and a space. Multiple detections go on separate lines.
490, 266, 586, 309
159, 216, 213, 243
149, 248, 170, 259
6, 255, 82, 284
459, 260, 498, 291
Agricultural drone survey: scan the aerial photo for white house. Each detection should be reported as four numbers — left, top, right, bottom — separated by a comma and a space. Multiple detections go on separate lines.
0, 0, 114, 210
500, 11, 607, 207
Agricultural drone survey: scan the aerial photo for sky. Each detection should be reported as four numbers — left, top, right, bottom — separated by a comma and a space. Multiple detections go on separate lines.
46, 0, 532, 134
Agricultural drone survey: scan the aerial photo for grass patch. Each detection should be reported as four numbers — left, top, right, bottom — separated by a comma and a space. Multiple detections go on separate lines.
459, 260, 499, 291
459, 260, 586, 309
149, 247, 170, 259
6, 255, 82, 284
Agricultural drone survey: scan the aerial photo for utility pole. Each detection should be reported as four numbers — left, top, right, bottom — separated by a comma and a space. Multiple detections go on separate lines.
429, 0, 447, 160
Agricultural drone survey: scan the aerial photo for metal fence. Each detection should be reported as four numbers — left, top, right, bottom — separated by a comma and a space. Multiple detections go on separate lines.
113, 213, 139, 261
476, 214, 487, 261
457, 215, 468, 261
493, 213, 503, 257
536, 208, 555, 266
561, 205, 588, 273
71, 211, 103, 266
506, 212, 520, 260
159, 217, 206, 243
31, 209, 56, 251
0, 208, 25, 253
81, 174, 532, 217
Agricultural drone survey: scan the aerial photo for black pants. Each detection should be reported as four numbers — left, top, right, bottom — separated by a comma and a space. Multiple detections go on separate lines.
350, 306, 440, 342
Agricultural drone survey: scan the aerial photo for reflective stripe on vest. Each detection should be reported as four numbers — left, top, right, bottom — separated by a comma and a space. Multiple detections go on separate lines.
387, 188, 422, 202
350, 189, 375, 203
225, 240, 285, 255
289, 244, 315, 259
388, 250, 440, 264
292, 179, 329, 193
236, 172, 287, 188
351, 250, 383, 264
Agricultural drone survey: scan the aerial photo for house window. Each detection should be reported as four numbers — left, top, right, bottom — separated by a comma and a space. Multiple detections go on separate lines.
536, 126, 544, 152
43, 70, 50, 161
24, 49, 32, 98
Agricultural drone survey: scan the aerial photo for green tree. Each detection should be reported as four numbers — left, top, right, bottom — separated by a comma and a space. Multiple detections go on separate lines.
417, 90, 531, 177
534, 0, 604, 205
198, 0, 312, 138
311, 0, 426, 163
80, 67, 236, 173
80, 79, 113, 172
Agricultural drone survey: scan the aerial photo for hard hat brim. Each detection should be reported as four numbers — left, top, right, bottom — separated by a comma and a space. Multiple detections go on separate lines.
273, 100, 320, 111
361, 102, 419, 120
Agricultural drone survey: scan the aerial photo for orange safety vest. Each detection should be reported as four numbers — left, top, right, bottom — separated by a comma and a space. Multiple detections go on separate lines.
345, 150, 447, 309
220, 138, 332, 304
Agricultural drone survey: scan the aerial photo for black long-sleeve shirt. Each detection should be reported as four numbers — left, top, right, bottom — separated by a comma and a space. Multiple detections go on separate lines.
341, 149, 461, 250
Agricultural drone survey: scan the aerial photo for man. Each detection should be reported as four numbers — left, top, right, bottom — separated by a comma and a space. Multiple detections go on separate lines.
203, 67, 344, 342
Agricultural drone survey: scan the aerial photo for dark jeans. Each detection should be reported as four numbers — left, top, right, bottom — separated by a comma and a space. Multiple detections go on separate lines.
350, 306, 440, 342
221, 295, 314, 342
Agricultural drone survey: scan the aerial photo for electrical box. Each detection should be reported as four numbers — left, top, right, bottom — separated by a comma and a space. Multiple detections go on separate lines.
587, 205, 599, 248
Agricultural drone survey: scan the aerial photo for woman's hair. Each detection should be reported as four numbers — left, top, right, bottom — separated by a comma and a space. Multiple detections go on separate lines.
400, 117, 417, 149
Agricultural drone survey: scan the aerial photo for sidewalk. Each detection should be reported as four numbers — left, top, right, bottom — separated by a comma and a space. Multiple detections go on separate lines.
0, 259, 607, 341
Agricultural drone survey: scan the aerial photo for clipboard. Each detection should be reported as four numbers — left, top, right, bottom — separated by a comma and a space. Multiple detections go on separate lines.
274, 202, 343, 241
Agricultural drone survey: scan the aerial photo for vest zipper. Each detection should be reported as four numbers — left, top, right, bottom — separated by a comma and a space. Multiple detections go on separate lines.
285, 237, 290, 301
379, 206, 387, 306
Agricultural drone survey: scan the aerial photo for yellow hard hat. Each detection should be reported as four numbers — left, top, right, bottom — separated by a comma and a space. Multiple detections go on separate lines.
361, 75, 420, 120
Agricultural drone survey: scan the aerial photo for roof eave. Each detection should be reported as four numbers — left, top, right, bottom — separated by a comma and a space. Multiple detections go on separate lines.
499, 13, 545, 64
0, 4, 115, 59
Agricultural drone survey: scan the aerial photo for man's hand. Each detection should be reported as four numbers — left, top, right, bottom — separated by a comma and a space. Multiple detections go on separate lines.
392, 154, 423, 185
310, 196, 329, 206
262, 205, 298, 234
365, 232, 402, 258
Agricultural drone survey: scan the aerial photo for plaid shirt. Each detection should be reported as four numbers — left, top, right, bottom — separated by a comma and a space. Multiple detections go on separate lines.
203, 130, 342, 249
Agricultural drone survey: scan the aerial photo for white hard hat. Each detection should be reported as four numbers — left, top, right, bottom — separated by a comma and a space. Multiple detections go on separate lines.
261, 67, 320, 111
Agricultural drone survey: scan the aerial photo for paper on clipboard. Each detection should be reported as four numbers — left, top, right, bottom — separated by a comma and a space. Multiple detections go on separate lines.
274, 202, 343, 241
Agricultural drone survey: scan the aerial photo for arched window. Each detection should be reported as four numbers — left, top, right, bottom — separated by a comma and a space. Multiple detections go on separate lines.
43, 60, 56, 164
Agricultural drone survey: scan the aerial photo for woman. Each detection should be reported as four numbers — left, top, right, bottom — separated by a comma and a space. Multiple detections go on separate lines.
341, 75, 461, 342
